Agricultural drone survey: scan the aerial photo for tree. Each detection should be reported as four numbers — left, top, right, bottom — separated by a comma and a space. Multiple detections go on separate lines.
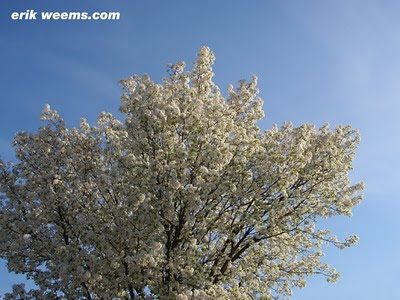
0, 47, 363, 299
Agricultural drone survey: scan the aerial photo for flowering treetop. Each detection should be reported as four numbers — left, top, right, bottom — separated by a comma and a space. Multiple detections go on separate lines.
0, 47, 363, 299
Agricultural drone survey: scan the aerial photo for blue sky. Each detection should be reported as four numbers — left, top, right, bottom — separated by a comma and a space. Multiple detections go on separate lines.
0, 0, 399, 298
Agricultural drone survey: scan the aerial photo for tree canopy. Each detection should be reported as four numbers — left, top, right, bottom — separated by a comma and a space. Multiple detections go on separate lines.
0, 47, 364, 299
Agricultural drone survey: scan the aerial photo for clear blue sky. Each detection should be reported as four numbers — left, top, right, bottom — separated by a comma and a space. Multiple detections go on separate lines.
0, 0, 399, 298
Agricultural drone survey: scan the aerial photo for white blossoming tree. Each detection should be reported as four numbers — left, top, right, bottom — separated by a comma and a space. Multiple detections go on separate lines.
0, 47, 363, 299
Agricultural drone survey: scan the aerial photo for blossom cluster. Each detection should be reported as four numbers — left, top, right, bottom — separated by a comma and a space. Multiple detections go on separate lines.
0, 47, 363, 299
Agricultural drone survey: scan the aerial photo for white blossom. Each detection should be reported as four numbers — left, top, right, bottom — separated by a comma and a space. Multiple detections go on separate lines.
0, 47, 363, 300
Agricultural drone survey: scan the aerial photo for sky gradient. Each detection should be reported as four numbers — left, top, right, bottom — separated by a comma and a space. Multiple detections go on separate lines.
1, 0, 399, 298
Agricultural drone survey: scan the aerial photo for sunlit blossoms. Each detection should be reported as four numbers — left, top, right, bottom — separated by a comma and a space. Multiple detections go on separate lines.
0, 47, 364, 299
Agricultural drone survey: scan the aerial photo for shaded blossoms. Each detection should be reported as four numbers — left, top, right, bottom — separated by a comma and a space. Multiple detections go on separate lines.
0, 47, 364, 299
